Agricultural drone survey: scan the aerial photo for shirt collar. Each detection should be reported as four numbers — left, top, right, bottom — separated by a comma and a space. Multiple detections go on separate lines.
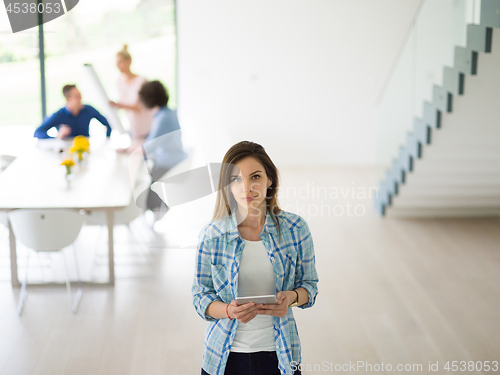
153, 106, 167, 117
64, 105, 84, 117
219, 210, 279, 242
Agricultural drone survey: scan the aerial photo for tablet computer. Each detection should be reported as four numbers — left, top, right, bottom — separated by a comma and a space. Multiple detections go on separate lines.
235, 295, 277, 305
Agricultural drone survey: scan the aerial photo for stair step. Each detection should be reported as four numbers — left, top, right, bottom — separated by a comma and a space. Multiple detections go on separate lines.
466, 24, 493, 53
409, 160, 500, 174
413, 118, 431, 145
423, 102, 441, 129
388, 158, 404, 185
406, 132, 421, 159
396, 185, 500, 197
385, 169, 398, 195
398, 146, 412, 173
427, 130, 500, 142
432, 85, 452, 112
443, 67, 464, 95
480, 0, 500, 28
391, 195, 500, 208
385, 207, 500, 218
454, 46, 478, 75
405, 174, 500, 186
376, 181, 392, 209
418, 145, 500, 159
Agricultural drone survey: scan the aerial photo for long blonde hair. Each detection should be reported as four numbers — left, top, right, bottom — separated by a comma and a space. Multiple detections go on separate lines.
213, 141, 282, 240
117, 44, 131, 61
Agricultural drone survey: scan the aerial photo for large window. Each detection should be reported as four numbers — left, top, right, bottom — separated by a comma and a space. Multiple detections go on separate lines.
0, 0, 176, 129
0, 15, 41, 126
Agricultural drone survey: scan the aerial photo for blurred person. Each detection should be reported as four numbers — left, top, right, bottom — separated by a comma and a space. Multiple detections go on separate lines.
133, 80, 187, 218
192, 141, 319, 375
34, 84, 112, 139
109, 44, 153, 145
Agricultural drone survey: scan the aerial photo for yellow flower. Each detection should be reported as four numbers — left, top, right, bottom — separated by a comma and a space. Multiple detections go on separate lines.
73, 135, 90, 147
61, 159, 75, 167
70, 136, 90, 154
61, 158, 75, 175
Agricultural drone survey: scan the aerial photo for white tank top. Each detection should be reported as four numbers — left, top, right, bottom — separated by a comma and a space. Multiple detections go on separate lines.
230, 239, 276, 353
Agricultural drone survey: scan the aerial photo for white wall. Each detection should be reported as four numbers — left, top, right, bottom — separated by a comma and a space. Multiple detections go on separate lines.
177, 0, 421, 167
376, 0, 478, 166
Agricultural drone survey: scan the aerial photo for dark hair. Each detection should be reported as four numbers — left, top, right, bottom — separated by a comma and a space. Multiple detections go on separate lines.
138, 80, 169, 108
62, 84, 77, 98
213, 141, 283, 241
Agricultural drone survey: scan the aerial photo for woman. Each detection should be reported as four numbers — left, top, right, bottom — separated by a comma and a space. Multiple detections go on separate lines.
110, 44, 153, 145
192, 141, 319, 375
137, 80, 187, 218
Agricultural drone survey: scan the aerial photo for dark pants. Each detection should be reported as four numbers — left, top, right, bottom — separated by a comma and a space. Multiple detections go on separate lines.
134, 166, 169, 213
201, 351, 302, 375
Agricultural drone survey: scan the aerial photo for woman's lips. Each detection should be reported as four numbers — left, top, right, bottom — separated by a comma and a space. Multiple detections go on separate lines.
244, 196, 256, 201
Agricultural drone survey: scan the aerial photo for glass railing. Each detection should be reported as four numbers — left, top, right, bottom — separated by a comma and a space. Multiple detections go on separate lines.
375, 0, 480, 174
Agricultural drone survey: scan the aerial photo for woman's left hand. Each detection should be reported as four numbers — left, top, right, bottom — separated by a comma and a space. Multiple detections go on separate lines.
257, 291, 293, 318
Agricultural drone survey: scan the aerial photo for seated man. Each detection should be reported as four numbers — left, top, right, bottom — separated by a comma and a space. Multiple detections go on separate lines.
34, 84, 112, 139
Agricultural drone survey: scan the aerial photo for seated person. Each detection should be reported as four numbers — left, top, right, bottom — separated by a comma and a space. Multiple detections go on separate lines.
134, 80, 187, 217
34, 84, 112, 139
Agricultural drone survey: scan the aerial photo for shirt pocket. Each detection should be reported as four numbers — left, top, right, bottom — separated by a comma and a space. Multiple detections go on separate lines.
278, 252, 297, 290
211, 263, 232, 303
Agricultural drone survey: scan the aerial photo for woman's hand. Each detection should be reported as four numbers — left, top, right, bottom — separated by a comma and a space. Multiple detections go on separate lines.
256, 291, 293, 318
109, 100, 141, 112
227, 300, 264, 323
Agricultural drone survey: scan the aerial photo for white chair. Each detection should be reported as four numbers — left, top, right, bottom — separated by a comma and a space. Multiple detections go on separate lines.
0, 154, 16, 172
7, 209, 85, 314
1, 212, 52, 281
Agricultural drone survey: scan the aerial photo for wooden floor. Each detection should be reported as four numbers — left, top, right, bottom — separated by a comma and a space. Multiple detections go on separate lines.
0, 166, 499, 375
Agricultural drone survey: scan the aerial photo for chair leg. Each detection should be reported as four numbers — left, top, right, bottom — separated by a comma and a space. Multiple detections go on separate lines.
17, 252, 30, 315
61, 251, 73, 312
89, 224, 105, 280
71, 245, 83, 313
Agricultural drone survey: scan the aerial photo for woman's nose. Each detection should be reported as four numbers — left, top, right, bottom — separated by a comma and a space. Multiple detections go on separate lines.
242, 179, 252, 192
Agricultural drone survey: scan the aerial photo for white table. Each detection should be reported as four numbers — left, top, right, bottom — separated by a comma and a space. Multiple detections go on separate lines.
0, 139, 139, 287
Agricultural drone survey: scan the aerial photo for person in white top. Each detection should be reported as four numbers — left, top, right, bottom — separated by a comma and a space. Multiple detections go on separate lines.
230, 238, 277, 353
193, 141, 319, 375
109, 44, 154, 146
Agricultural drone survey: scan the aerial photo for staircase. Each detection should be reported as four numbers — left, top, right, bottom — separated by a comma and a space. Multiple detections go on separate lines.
375, 0, 500, 218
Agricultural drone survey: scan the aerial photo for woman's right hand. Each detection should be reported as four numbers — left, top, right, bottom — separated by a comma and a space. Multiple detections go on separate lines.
227, 300, 263, 323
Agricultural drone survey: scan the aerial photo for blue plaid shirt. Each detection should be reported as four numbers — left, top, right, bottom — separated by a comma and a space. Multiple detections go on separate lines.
192, 210, 319, 375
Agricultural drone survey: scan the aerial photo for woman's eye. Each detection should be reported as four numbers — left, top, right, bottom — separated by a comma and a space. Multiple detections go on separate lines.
252, 175, 260, 179
232, 177, 242, 182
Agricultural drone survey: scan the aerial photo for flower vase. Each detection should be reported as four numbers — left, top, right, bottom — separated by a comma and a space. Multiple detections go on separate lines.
76, 151, 87, 168
64, 168, 75, 188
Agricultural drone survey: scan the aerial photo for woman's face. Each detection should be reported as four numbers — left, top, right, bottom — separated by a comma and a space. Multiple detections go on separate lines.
229, 157, 272, 215
116, 55, 130, 73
